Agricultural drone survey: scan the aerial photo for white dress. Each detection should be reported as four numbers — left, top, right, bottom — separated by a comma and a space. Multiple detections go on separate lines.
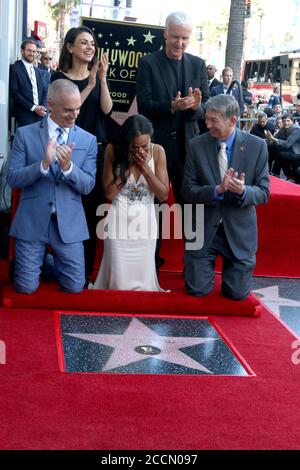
92, 145, 165, 291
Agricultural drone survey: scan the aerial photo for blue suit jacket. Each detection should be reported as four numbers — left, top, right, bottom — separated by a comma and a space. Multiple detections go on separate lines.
9, 60, 48, 126
211, 83, 244, 114
8, 118, 97, 244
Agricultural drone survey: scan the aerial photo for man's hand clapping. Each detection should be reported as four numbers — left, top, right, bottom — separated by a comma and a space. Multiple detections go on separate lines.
227, 170, 245, 195
217, 168, 245, 195
264, 129, 276, 142
191, 87, 202, 111
56, 143, 74, 172
171, 87, 202, 112
42, 138, 57, 170
42, 139, 74, 172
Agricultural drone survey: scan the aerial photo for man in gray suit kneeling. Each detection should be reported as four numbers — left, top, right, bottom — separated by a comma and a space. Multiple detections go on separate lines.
8, 79, 97, 293
182, 94, 270, 300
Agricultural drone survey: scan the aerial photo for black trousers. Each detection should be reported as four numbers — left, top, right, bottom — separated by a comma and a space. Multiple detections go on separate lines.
155, 135, 186, 266
166, 136, 186, 207
268, 144, 282, 175
279, 151, 300, 178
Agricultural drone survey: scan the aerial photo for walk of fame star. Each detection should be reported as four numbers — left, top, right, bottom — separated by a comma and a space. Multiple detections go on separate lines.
66, 317, 218, 373
59, 315, 249, 376
253, 285, 300, 316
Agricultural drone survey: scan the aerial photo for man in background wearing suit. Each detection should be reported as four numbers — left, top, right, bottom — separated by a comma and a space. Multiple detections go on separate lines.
7, 79, 97, 294
207, 64, 221, 91
9, 39, 48, 127
211, 66, 244, 114
182, 95, 269, 300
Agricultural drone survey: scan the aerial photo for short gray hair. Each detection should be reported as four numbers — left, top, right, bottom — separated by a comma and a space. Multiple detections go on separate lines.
165, 11, 192, 29
205, 94, 240, 120
48, 78, 79, 101
257, 112, 267, 119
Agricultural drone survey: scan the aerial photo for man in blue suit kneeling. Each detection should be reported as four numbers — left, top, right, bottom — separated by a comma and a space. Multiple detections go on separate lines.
8, 79, 97, 293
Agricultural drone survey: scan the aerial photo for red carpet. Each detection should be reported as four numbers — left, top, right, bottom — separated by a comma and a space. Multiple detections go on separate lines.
255, 177, 300, 278
160, 177, 300, 278
0, 304, 300, 449
0, 266, 260, 317
8, 177, 300, 278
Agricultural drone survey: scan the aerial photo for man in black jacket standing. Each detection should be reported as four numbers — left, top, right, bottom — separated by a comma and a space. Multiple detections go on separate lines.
136, 12, 210, 268
136, 11, 210, 208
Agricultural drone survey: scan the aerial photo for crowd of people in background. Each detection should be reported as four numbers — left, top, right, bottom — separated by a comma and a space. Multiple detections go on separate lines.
10, 10, 300, 296
205, 62, 300, 183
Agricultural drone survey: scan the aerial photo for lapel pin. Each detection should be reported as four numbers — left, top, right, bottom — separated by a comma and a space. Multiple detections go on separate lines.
240, 145, 245, 152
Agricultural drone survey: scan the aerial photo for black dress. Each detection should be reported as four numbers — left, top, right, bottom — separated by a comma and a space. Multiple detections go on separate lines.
51, 71, 111, 277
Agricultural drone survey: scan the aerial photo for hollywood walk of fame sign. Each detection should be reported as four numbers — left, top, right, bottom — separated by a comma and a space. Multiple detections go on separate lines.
82, 17, 165, 125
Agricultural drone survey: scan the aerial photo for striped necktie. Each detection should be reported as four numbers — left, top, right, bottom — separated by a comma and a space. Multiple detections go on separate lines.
56, 127, 65, 145
54, 128, 66, 169
29, 66, 39, 106
218, 142, 228, 180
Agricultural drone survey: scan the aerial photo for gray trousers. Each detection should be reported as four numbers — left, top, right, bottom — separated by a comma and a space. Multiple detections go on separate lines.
184, 224, 255, 300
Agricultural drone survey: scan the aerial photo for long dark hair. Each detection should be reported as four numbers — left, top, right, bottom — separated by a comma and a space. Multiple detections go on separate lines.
58, 26, 98, 73
112, 115, 154, 186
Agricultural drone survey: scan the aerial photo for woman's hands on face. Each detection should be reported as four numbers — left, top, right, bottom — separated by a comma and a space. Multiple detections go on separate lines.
132, 148, 148, 169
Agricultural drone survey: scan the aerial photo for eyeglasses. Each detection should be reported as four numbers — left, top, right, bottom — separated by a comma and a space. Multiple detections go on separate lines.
43, 57, 52, 61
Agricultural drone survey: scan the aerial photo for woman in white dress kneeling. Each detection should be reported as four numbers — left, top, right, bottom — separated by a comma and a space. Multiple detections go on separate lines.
92, 114, 169, 291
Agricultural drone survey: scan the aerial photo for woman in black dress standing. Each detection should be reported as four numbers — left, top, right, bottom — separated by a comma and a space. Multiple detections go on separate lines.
51, 26, 113, 282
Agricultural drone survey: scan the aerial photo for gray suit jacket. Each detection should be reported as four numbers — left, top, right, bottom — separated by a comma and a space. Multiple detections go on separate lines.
8, 118, 97, 244
182, 129, 270, 259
